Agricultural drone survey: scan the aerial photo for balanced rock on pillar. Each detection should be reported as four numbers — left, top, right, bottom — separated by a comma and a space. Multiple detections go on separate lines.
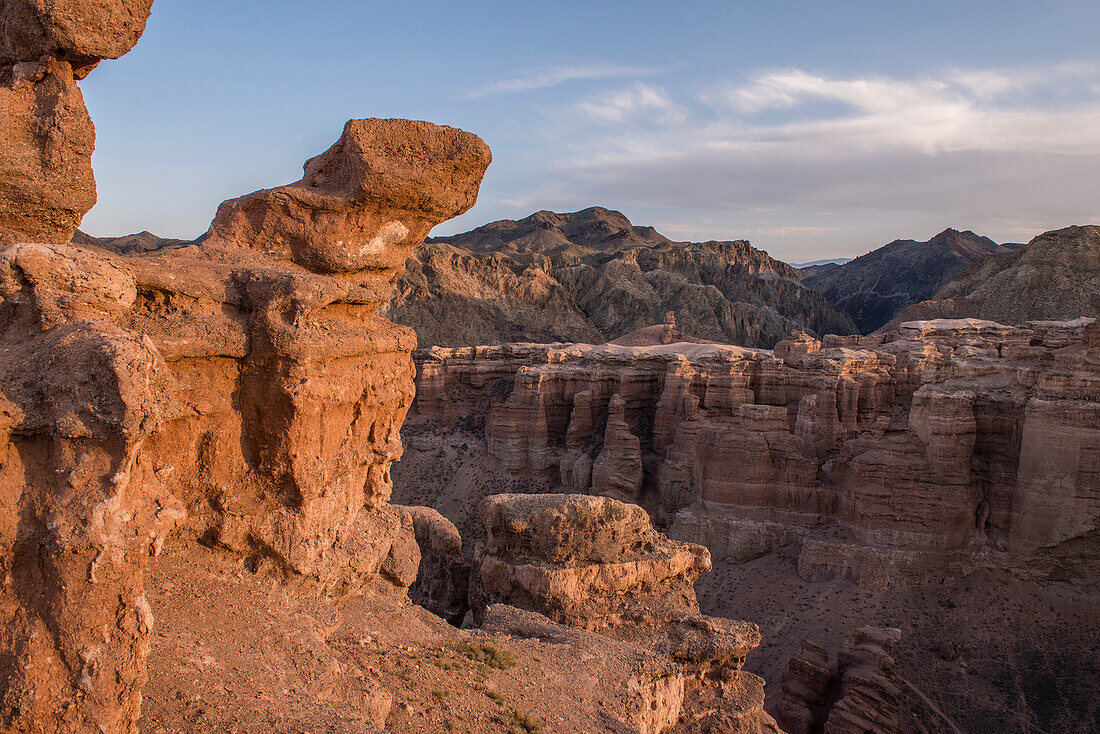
203, 118, 492, 275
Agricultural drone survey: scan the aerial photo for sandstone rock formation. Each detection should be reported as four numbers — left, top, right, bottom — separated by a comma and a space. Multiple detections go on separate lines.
887, 225, 1100, 328
0, 57, 95, 245
404, 315, 1099, 591
385, 207, 856, 348
470, 493, 781, 733
0, 0, 155, 246
395, 504, 470, 625
776, 628, 903, 734
801, 228, 1011, 333
591, 394, 644, 501
202, 118, 491, 275
0, 0, 154, 73
0, 114, 490, 732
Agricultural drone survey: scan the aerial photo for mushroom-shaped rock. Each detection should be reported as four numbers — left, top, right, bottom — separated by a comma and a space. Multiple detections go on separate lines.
203, 118, 492, 275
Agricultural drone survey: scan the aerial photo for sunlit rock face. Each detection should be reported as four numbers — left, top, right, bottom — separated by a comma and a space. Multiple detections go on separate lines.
470, 492, 782, 734
0, 115, 490, 732
407, 316, 1099, 591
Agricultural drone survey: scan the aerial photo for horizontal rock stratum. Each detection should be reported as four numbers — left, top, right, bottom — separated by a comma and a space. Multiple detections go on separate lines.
472, 493, 781, 733
407, 315, 1100, 590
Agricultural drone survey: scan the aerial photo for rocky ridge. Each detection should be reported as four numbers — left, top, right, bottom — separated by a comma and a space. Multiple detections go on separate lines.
800, 228, 1010, 333
385, 207, 856, 348
887, 225, 1100, 328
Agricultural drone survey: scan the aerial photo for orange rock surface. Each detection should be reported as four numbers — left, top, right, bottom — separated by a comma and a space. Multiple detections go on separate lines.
0, 111, 489, 730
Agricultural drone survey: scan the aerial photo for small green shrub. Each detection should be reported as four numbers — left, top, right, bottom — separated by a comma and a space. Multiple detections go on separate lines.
456, 640, 518, 670
508, 709, 544, 734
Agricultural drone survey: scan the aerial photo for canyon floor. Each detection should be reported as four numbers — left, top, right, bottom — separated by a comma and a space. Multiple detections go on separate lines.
698, 554, 1097, 733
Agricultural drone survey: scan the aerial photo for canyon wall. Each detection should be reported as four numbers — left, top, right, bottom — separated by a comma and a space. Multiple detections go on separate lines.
0, 6, 792, 733
407, 316, 1100, 590
0, 116, 491, 733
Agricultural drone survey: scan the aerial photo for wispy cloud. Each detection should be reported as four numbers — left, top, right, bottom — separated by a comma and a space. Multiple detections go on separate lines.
481, 63, 1100, 254
467, 64, 659, 98
577, 83, 685, 126
689, 65, 1100, 156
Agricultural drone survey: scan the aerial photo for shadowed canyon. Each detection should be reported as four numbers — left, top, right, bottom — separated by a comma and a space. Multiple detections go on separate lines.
0, 2, 1097, 734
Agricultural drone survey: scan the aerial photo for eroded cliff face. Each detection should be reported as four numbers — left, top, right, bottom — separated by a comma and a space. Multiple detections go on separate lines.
0, 117, 490, 733
472, 493, 781, 734
404, 317, 1099, 591
397, 316, 1100, 730
777, 628, 904, 734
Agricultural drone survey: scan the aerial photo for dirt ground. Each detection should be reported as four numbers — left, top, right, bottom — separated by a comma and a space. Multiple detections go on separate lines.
141, 536, 673, 734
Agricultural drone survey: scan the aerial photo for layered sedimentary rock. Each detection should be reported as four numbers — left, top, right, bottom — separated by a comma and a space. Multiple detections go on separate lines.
406, 315, 1100, 590
470, 493, 780, 733
0, 54, 95, 245
0, 116, 490, 732
394, 504, 470, 625
385, 207, 856, 348
775, 641, 833, 734
591, 394, 644, 501
776, 628, 903, 734
0, 0, 154, 72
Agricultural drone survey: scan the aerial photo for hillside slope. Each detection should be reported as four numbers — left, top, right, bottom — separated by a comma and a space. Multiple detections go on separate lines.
802, 228, 1010, 332
386, 207, 856, 348
887, 225, 1100, 326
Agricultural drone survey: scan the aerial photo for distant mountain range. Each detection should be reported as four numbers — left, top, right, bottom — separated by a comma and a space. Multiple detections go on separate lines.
799, 228, 1014, 333
887, 225, 1100, 327
73, 215, 1097, 348
788, 257, 852, 269
385, 207, 857, 348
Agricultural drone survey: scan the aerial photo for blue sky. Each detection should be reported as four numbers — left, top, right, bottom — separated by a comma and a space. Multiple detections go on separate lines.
79, 0, 1100, 261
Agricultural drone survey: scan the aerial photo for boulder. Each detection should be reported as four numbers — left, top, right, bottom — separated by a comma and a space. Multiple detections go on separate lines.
469, 493, 779, 733
0, 0, 154, 74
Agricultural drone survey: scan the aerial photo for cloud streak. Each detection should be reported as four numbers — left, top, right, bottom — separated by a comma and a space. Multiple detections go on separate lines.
576, 83, 685, 126
456, 63, 1100, 256
539, 65, 1100, 230
467, 63, 659, 98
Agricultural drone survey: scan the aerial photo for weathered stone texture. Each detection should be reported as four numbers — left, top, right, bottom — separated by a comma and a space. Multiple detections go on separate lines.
412, 315, 1100, 590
